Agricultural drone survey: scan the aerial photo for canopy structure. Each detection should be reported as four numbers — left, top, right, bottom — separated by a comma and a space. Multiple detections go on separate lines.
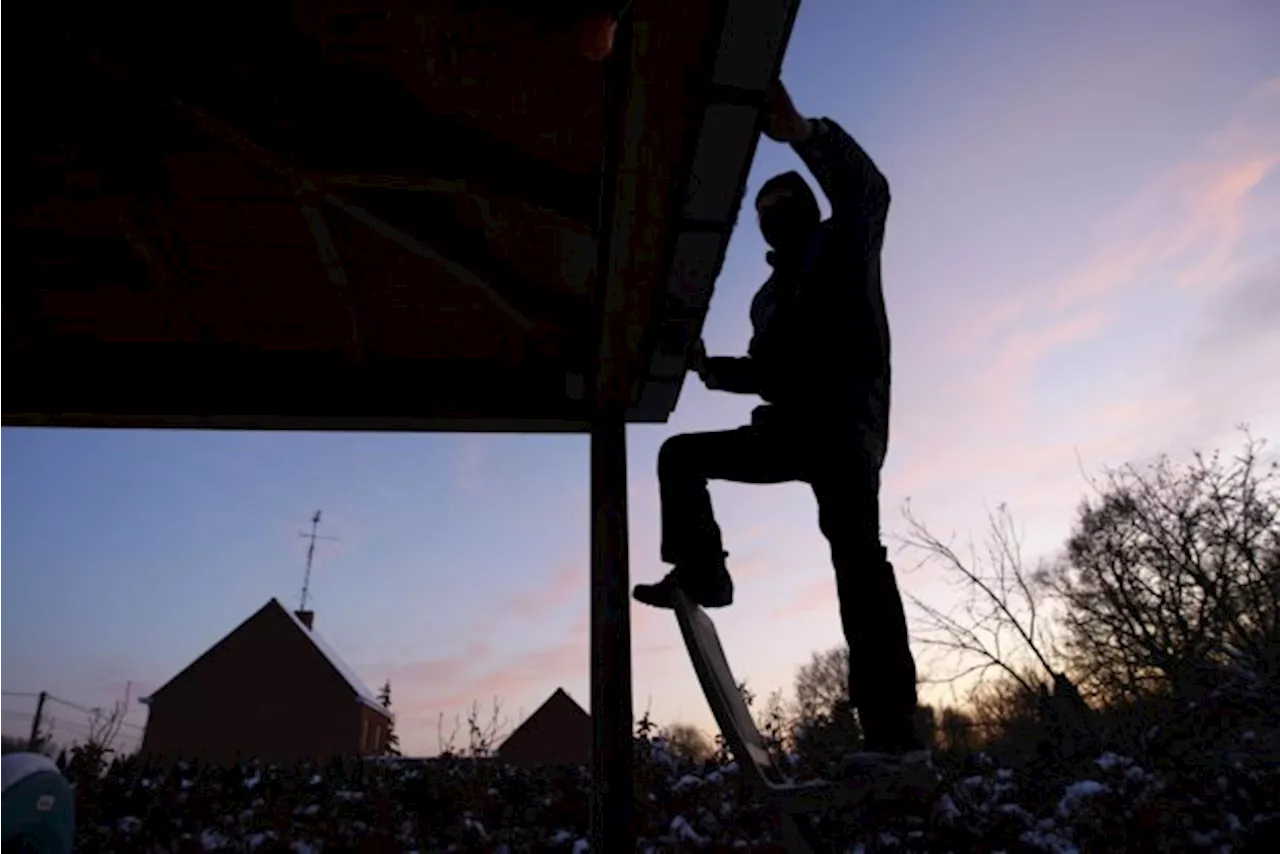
4, 0, 800, 847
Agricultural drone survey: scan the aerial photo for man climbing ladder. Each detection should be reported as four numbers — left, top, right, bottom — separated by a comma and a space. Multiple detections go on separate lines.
634, 79, 927, 766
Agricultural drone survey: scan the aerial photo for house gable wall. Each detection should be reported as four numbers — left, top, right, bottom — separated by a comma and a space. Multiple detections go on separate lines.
140, 603, 361, 763
497, 690, 590, 767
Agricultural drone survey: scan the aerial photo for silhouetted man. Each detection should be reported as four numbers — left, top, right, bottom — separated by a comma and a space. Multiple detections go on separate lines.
634, 81, 924, 760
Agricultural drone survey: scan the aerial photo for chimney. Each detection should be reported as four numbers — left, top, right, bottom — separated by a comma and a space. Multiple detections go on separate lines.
295, 610, 314, 630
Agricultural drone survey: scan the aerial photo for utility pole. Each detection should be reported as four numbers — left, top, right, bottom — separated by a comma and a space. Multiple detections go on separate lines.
299, 510, 339, 612
28, 691, 48, 751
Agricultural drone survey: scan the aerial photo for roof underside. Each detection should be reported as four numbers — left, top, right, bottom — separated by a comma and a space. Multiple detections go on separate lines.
4, 0, 799, 431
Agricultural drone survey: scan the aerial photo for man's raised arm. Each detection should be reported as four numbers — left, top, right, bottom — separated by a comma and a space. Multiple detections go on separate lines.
762, 80, 889, 235
792, 116, 890, 229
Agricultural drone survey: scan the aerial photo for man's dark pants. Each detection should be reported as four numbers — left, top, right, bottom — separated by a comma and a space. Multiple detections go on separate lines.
657, 408, 918, 748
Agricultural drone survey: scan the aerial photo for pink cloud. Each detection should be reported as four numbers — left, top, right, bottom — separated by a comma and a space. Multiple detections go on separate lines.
500, 561, 587, 618
1173, 157, 1275, 289
373, 640, 492, 690
630, 601, 666, 638
397, 641, 586, 721
771, 576, 838, 620
729, 549, 778, 582
566, 602, 671, 642
453, 436, 489, 496
885, 298, 1277, 510
881, 78, 1280, 500
390, 607, 678, 734
957, 307, 1112, 431
884, 434, 1068, 498
946, 75, 1278, 371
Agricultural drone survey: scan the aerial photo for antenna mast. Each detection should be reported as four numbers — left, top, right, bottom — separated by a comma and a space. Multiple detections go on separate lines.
299, 510, 339, 612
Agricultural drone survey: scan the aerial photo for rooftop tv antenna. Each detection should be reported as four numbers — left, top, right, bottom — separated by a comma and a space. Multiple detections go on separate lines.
299, 510, 339, 612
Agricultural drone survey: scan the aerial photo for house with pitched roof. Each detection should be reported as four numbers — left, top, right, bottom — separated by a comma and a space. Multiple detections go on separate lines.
497, 688, 591, 768
138, 599, 391, 764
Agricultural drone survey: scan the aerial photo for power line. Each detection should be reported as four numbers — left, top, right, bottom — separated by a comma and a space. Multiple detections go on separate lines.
45, 698, 146, 728
46, 695, 135, 718
45, 695, 98, 715
5, 690, 149, 751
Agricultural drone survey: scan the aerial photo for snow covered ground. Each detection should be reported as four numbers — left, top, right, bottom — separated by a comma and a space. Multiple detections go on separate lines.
65, 730, 1278, 852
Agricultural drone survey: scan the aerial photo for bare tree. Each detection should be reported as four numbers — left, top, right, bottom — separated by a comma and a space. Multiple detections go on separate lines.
434, 697, 509, 758
936, 705, 978, 755
87, 683, 131, 755
660, 723, 714, 764
464, 697, 510, 758
1046, 431, 1280, 707
60, 684, 133, 782
914, 702, 938, 750
756, 688, 797, 766
437, 710, 461, 756
898, 501, 1067, 700
792, 645, 849, 725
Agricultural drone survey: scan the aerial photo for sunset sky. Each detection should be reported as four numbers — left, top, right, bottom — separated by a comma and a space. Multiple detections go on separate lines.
4, 0, 1279, 757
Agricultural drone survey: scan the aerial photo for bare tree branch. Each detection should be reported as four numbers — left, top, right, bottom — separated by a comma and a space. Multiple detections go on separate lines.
896, 500, 1065, 704
1047, 429, 1279, 706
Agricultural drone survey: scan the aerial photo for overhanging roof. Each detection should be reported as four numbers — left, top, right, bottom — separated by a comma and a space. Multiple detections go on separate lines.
3, 0, 800, 431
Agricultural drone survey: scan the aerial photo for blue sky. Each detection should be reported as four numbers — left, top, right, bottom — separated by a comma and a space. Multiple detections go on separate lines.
4, 0, 1279, 756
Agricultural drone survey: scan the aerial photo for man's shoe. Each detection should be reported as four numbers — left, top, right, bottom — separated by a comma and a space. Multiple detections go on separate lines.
633, 564, 733, 609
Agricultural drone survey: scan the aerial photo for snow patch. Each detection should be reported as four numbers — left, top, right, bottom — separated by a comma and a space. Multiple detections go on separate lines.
671, 815, 706, 844
673, 773, 703, 790
1057, 780, 1108, 818
201, 829, 231, 850
1020, 828, 1080, 854
462, 813, 487, 840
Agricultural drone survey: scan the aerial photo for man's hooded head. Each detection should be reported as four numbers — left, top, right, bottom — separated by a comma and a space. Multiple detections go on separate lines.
755, 171, 820, 258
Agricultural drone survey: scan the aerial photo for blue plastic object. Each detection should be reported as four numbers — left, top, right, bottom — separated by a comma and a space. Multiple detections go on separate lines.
2, 753, 74, 854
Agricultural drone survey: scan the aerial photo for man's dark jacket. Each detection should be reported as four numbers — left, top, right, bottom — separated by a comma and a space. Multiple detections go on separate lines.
705, 118, 892, 457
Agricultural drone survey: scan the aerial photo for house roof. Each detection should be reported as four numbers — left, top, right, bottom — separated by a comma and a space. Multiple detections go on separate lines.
280, 602, 388, 716
498, 687, 590, 752
141, 598, 390, 719
3, 0, 802, 431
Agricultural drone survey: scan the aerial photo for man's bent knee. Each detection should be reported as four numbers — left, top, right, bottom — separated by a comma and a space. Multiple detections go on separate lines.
658, 433, 701, 480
